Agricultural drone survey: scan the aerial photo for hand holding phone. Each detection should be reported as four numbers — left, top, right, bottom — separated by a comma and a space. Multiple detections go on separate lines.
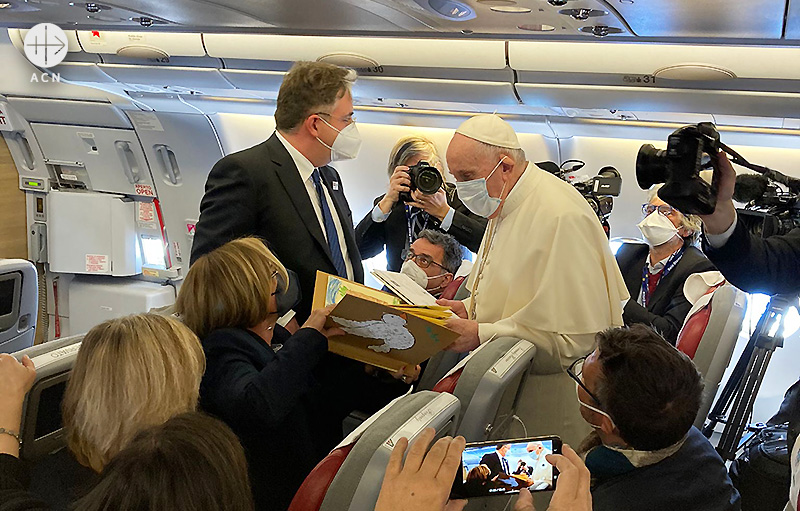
451, 436, 562, 499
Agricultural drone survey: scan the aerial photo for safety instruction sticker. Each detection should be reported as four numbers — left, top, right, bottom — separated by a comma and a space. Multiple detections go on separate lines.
134, 183, 156, 197
85, 254, 109, 273
186, 221, 197, 237
137, 201, 157, 229
128, 111, 164, 132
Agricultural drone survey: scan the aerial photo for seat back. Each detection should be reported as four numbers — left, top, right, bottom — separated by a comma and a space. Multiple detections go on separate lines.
289, 391, 460, 511
0, 259, 38, 353
676, 284, 747, 428
440, 275, 466, 301
14, 334, 84, 461
433, 337, 536, 441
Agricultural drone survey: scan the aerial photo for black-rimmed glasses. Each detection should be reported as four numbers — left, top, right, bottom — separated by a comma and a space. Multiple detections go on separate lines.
402, 249, 448, 272
567, 356, 603, 407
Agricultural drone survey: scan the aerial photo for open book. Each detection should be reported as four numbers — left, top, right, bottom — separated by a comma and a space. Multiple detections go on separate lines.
312, 271, 459, 372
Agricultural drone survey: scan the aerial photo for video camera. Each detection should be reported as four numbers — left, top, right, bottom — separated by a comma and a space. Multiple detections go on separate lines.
636, 122, 800, 236
537, 160, 622, 236
399, 161, 443, 203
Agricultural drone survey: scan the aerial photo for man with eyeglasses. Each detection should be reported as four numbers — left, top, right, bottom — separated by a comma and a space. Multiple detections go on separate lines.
568, 324, 740, 511
399, 229, 465, 299
614, 185, 716, 344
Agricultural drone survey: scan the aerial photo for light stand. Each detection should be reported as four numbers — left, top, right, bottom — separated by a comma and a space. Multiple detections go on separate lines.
703, 294, 797, 461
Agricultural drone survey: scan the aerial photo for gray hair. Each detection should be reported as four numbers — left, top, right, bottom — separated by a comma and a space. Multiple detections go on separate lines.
417, 229, 464, 274
647, 184, 702, 243
388, 135, 443, 177
473, 139, 526, 166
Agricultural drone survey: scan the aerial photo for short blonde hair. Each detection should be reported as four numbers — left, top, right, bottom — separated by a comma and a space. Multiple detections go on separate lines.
648, 185, 702, 241
62, 314, 205, 472
176, 237, 289, 340
388, 135, 443, 177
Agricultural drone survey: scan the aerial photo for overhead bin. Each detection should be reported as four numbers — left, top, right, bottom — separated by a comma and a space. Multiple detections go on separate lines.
7, 98, 132, 129
8, 29, 82, 54
204, 34, 517, 105
95, 64, 233, 93
76, 31, 206, 58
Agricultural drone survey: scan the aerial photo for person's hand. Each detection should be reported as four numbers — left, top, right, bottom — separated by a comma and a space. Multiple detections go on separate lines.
392, 364, 422, 385
512, 487, 535, 511
436, 299, 467, 319
545, 444, 592, 511
698, 151, 737, 235
445, 317, 480, 353
379, 166, 413, 212
407, 188, 450, 221
0, 354, 36, 405
375, 427, 466, 511
301, 305, 345, 339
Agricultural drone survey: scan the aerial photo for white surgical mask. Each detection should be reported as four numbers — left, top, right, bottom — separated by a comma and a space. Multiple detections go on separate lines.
576, 383, 617, 431
455, 158, 506, 218
637, 211, 679, 247
400, 259, 449, 293
316, 117, 362, 161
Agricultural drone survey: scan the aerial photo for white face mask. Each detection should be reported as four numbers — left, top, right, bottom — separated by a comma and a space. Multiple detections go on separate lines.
455, 158, 506, 218
400, 259, 449, 294
316, 117, 362, 161
576, 382, 617, 431
637, 210, 679, 247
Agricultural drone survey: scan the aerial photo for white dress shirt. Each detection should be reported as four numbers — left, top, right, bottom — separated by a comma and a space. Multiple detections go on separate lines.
275, 131, 354, 280
704, 211, 738, 249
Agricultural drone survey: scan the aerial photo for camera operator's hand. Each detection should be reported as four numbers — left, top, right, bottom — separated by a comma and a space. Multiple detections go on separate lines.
698, 151, 738, 235
378, 166, 413, 214
408, 188, 450, 221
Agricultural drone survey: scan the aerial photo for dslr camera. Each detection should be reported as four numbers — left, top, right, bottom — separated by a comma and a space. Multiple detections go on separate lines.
636, 122, 720, 215
399, 161, 443, 203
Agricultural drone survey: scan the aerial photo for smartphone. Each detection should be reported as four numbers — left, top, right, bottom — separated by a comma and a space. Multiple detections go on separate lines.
450, 436, 562, 499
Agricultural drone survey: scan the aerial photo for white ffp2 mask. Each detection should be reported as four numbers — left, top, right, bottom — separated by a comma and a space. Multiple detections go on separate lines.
455, 158, 506, 218
317, 117, 362, 161
637, 211, 679, 247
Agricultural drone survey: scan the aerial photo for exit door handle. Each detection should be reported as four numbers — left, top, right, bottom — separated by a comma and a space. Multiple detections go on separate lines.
115, 141, 141, 184
155, 145, 181, 185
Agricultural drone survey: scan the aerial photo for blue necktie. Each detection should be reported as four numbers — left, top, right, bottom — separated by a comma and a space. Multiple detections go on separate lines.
311, 169, 348, 278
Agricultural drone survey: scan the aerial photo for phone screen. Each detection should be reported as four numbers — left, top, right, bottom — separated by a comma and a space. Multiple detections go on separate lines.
451, 436, 561, 499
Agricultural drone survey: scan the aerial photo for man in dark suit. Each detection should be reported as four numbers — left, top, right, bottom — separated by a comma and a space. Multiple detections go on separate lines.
616, 189, 716, 344
190, 61, 363, 323
355, 135, 487, 272
480, 444, 511, 480
190, 61, 409, 452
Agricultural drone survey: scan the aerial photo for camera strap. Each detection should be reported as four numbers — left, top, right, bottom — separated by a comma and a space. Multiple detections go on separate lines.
640, 246, 685, 307
404, 204, 430, 249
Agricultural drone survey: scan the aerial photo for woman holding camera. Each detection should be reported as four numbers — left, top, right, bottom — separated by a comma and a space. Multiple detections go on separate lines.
355, 135, 488, 272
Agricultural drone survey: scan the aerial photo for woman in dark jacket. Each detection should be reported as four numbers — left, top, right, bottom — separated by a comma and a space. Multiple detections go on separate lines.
356, 135, 488, 272
176, 237, 343, 511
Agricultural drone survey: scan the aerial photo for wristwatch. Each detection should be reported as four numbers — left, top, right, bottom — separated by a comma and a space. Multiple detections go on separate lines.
0, 427, 22, 447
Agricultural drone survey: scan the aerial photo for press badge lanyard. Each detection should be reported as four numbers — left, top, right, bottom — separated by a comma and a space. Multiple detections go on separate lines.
404, 204, 430, 249
640, 246, 685, 307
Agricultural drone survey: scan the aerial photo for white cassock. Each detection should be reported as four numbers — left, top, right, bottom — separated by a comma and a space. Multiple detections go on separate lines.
463, 162, 629, 446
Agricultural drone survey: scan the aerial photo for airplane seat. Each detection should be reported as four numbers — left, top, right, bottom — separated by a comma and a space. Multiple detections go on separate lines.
13, 334, 84, 461
431, 337, 536, 441
452, 276, 471, 301
674, 276, 747, 429
289, 391, 460, 511
440, 275, 466, 300
0, 259, 38, 354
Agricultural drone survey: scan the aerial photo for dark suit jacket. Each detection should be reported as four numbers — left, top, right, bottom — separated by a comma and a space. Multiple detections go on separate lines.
702, 218, 800, 295
616, 242, 716, 344
199, 325, 328, 511
190, 133, 364, 322
479, 452, 508, 479
355, 184, 488, 272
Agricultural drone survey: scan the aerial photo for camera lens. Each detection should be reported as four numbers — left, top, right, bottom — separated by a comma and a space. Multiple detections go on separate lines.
415, 167, 443, 194
636, 144, 668, 189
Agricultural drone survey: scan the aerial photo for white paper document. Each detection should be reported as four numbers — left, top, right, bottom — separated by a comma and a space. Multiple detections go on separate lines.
371, 270, 439, 306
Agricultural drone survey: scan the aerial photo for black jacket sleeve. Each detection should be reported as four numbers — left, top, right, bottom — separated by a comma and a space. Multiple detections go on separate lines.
703, 219, 800, 295
354, 196, 388, 260
0, 454, 50, 511
202, 327, 328, 430
444, 189, 488, 254
189, 157, 259, 266
623, 257, 716, 344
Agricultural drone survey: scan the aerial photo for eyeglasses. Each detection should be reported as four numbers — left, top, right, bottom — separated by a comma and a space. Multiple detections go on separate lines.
567, 356, 603, 407
642, 203, 677, 217
402, 249, 448, 272
270, 270, 279, 296
315, 111, 356, 124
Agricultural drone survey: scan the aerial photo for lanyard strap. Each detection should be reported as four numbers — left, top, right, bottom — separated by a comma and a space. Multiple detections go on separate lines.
404, 205, 430, 249
640, 246, 685, 307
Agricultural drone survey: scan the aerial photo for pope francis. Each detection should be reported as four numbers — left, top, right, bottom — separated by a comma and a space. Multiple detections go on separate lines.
438, 114, 630, 447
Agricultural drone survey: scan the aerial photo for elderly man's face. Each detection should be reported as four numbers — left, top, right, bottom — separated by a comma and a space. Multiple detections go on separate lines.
446, 134, 507, 199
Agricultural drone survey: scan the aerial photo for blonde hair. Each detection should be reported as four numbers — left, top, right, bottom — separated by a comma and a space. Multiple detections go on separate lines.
62, 314, 205, 472
388, 135, 443, 177
648, 185, 702, 241
467, 464, 491, 482
176, 237, 289, 340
